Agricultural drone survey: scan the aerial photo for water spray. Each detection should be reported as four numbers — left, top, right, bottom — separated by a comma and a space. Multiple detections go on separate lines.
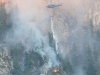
51, 17, 58, 54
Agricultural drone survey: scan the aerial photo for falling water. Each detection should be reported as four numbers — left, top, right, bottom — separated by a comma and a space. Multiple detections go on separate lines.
51, 17, 58, 54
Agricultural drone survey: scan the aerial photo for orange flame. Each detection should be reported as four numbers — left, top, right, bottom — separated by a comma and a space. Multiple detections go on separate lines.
53, 69, 59, 73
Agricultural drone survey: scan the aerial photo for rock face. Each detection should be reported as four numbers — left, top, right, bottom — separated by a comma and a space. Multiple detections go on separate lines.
47, 0, 100, 75
0, 44, 11, 75
51, 0, 100, 56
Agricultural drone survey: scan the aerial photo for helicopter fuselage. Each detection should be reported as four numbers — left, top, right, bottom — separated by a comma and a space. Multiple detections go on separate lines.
47, 4, 62, 8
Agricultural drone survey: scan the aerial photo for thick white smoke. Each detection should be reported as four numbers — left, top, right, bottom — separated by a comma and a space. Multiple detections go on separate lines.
5, 0, 59, 68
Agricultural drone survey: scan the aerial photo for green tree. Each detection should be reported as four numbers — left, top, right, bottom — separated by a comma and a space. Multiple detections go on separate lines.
84, 45, 97, 75
62, 59, 74, 75
10, 43, 24, 75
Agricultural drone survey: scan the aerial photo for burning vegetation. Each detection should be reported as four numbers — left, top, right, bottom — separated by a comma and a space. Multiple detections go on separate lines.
53, 69, 59, 73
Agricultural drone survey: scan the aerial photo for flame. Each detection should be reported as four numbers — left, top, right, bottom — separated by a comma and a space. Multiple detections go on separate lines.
53, 69, 59, 73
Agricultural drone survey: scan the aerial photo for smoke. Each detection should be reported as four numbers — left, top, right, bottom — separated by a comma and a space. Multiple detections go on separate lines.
0, 0, 7, 3
5, 0, 59, 68
74, 66, 86, 75
47, 0, 100, 75
4, 0, 100, 74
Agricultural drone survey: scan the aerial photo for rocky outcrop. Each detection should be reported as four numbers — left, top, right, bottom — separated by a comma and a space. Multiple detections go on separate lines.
0, 44, 11, 75
50, 0, 100, 55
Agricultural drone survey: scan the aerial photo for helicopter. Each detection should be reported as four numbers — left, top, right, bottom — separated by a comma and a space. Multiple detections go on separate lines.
47, 0, 62, 8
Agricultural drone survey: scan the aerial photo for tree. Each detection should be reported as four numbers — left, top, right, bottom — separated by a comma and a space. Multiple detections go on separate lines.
62, 58, 74, 75
84, 45, 97, 75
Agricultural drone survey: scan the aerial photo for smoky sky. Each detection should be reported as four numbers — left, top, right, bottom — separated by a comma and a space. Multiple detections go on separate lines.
5, 0, 61, 68
3, 0, 100, 75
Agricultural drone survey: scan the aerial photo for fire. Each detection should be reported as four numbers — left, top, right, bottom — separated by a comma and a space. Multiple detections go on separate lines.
53, 69, 59, 73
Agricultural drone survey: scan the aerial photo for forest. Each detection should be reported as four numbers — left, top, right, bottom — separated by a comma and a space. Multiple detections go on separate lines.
0, 1, 100, 75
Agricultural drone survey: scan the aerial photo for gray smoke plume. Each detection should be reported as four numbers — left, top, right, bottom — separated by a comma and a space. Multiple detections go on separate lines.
4, 0, 100, 75
5, 0, 59, 68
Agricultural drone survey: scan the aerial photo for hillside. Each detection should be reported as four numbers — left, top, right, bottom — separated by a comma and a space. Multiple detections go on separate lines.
0, 0, 100, 75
